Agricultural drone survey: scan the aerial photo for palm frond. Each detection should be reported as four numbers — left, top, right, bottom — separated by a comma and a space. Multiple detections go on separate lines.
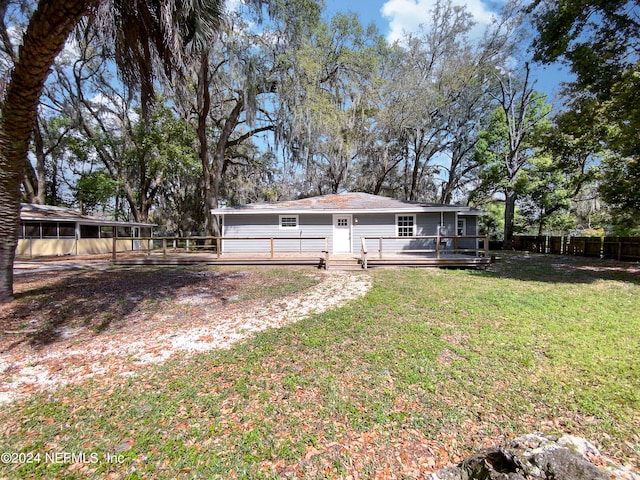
95, 0, 224, 114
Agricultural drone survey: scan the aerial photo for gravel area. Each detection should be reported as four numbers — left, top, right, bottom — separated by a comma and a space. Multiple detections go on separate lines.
0, 269, 372, 405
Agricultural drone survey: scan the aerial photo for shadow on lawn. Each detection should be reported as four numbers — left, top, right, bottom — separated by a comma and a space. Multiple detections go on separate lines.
2, 267, 235, 348
483, 252, 640, 285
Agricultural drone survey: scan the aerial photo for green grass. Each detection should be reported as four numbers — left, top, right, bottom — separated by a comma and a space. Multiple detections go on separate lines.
1, 254, 639, 478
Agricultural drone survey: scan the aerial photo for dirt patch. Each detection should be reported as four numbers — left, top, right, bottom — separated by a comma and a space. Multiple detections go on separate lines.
0, 266, 372, 404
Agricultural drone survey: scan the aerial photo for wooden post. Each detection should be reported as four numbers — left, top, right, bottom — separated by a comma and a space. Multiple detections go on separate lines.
162, 238, 167, 257
453, 236, 458, 254
379, 237, 383, 259
484, 235, 489, 258
112, 235, 116, 262
361, 237, 368, 270
436, 235, 440, 259
186, 239, 190, 252
618, 241, 622, 261
147, 238, 151, 256
217, 237, 221, 259
270, 237, 274, 258
325, 237, 329, 270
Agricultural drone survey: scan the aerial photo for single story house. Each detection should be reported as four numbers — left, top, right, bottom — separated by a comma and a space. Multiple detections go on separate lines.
211, 192, 484, 255
17, 203, 154, 257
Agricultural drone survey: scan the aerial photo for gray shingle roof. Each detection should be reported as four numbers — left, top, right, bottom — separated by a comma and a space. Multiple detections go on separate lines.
212, 192, 482, 215
20, 204, 154, 227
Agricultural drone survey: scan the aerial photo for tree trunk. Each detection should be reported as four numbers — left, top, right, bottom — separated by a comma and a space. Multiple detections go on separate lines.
440, 183, 452, 205
32, 119, 48, 204
209, 98, 244, 235
0, 0, 91, 303
502, 189, 517, 250
196, 52, 217, 238
409, 147, 421, 201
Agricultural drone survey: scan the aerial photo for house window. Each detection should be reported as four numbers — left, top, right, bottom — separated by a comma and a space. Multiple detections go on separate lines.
41, 222, 58, 238
58, 222, 76, 238
100, 226, 114, 238
81, 225, 100, 238
457, 218, 467, 236
279, 215, 299, 229
24, 223, 40, 239
396, 215, 415, 237
337, 218, 348, 227
117, 226, 132, 237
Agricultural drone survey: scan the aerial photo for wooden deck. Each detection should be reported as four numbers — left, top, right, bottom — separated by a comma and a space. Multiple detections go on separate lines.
113, 252, 329, 268
112, 251, 493, 270
110, 235, 493, 270
360, 253, 493, 269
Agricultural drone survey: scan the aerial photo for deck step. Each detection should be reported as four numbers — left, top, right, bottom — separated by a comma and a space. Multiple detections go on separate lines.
326, 258, 363, 271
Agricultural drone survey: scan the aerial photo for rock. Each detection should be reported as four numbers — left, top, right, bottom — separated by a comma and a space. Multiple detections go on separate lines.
433, 434, 638, 480
437, 448, 524, 480
221, 294, 240, 303
532, 447, 609, 480
557, 435, 603, 458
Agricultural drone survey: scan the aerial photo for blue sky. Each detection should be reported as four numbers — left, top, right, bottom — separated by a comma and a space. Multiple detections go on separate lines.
321, 0, 570, 104
325, 0, 499, 41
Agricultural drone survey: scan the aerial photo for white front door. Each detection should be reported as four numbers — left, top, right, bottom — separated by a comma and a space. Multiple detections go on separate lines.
332, 214, 352, 253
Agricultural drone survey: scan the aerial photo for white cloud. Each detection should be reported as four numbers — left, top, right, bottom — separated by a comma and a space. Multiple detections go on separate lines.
381, 0, 501, 44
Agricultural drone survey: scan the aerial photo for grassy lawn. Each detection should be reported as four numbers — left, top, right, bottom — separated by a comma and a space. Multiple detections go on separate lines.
0, 254, 638, 478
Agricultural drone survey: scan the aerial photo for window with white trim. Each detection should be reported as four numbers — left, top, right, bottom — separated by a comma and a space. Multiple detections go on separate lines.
457, 218, 467, 236
279, 215, 299, 229
396, 215, 415, 237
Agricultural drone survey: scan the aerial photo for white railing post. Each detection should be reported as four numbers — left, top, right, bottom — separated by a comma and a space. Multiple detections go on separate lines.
361, 237, 368, 269
324, 237, 330, 269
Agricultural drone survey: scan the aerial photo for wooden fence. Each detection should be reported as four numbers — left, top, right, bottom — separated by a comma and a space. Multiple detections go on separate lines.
602, 237, 640, 261
513, 235, 640, 261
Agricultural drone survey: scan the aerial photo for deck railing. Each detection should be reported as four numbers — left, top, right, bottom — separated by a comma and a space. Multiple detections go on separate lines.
111, 235, 330, 264
360, 237, 368, 269
360, 235, 489, 266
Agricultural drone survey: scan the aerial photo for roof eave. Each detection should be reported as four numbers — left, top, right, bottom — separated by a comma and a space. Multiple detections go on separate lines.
21, 216, 155, 227
211, 207, 484, 215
